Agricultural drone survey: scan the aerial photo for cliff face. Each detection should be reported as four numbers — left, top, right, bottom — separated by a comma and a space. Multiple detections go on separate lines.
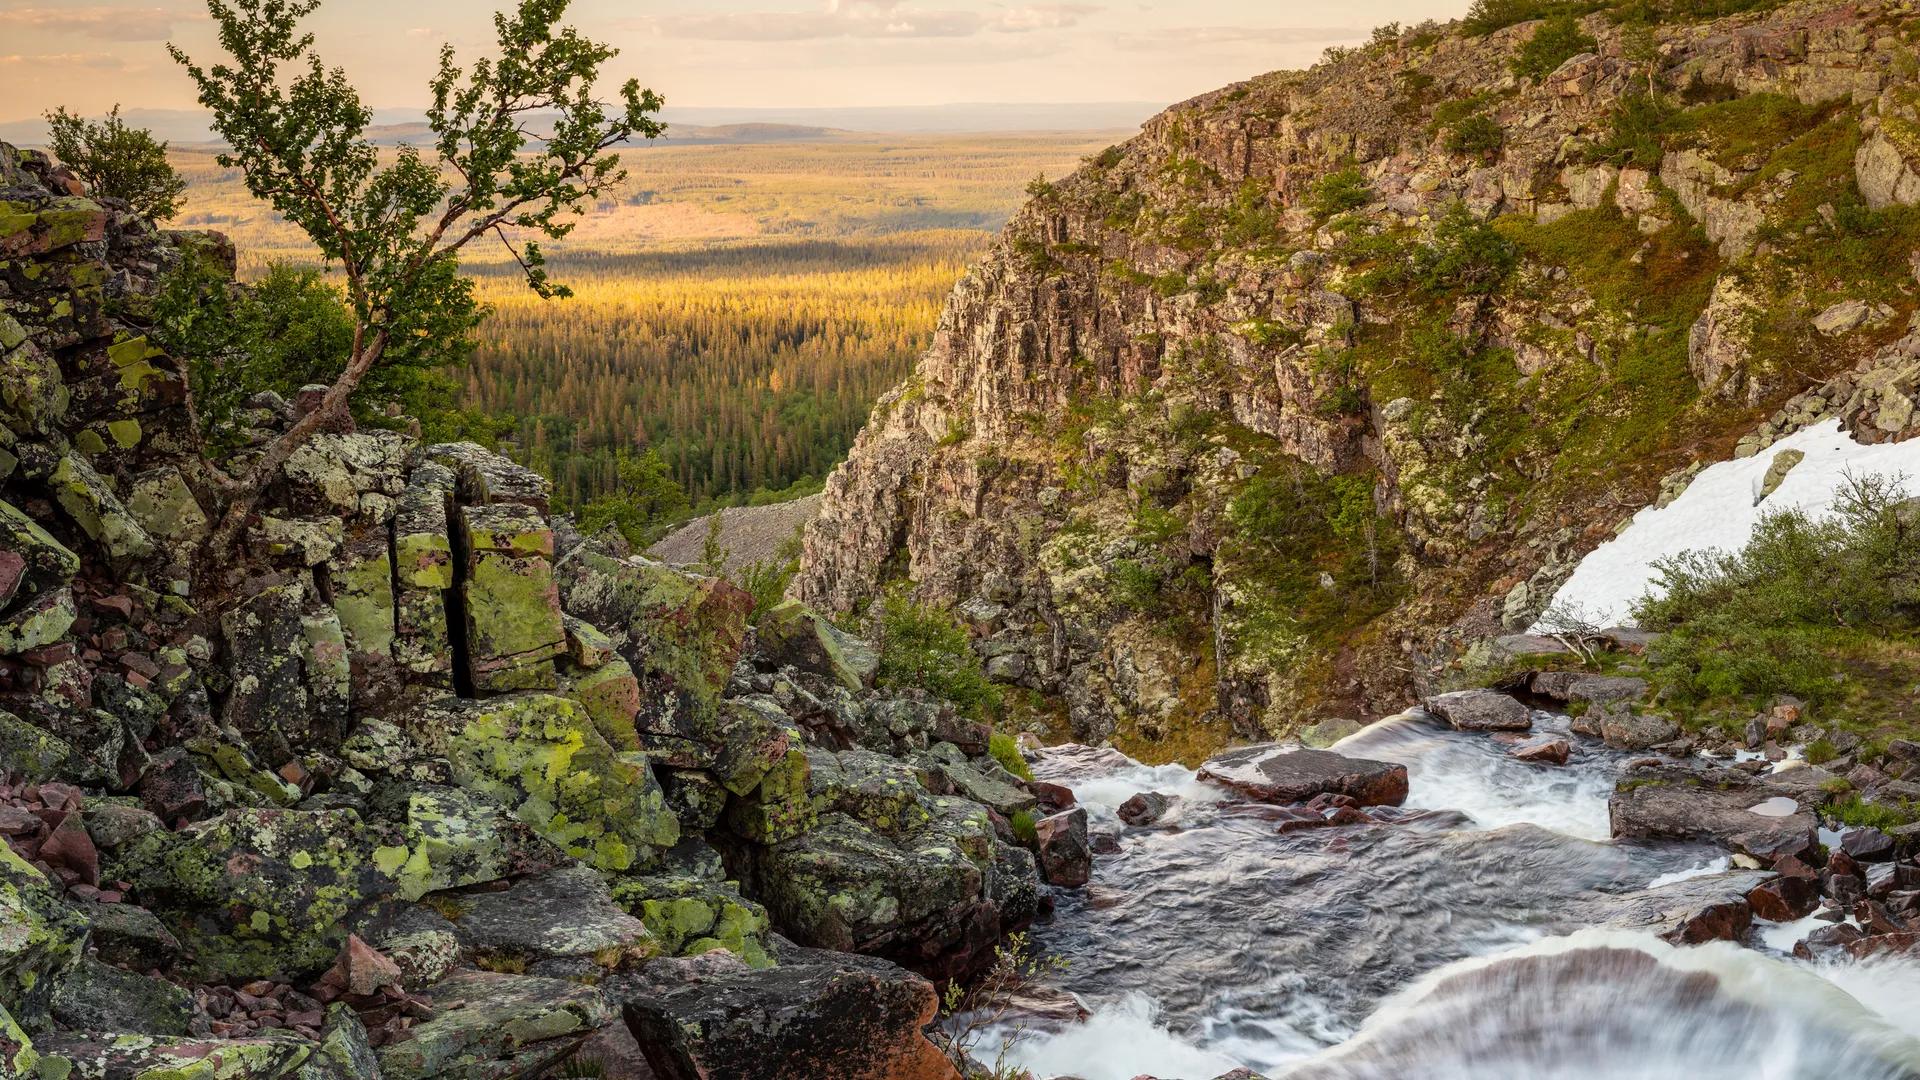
795, 0, 1920, 758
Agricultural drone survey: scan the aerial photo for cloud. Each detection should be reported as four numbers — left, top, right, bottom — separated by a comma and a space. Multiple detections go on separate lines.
1110, 25, 1369, 50
0, 6, 177, 42
644, 1, 1098, 41
0, 51, 129, 69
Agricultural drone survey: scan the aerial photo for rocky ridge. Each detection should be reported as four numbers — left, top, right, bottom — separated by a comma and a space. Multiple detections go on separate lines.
793, 0, 1920, 757
0, 144, 1081, 1079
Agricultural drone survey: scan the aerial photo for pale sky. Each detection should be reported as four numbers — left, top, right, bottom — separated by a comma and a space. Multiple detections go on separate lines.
0, 0, 1472, 122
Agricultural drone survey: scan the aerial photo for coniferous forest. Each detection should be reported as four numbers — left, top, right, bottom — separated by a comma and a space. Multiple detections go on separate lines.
166, 133, 1113, 514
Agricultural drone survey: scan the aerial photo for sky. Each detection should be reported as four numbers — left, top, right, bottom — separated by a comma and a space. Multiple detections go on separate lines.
0, 0, 1474, 124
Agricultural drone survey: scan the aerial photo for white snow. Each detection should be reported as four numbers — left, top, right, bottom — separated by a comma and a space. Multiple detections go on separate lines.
1532, 420, 1920, 630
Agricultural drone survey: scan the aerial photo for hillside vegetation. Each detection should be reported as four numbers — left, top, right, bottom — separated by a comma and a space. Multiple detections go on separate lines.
795, 0, 1920, 761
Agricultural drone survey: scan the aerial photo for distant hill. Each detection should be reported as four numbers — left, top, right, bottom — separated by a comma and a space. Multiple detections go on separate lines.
0, 102, 1157, 146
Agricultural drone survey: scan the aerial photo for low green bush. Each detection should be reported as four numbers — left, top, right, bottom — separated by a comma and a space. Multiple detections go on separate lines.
1511, 15, 1597, 79
876, 589, 1003, 720
990, 732, 1035, 781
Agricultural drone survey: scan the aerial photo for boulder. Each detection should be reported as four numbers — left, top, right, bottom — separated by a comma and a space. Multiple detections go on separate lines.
555, 546, 752, 746
1747, 874, 1818, 922
610, 849, 775, 967
436, 865, 654, 977
1118, 791, 1174, 826
1423, 690, 1531, 731
106, 807, 390, 981
612, 945, 958, 1080
1033, 808, 1091, 888
50, 954, 193, 1035
76, 899, 181, 972
37, 1004, 376, 1079
0, 841, 88, 1028
458, 501, 565, 693
368, 783, 561, 902
1509, 736, 1571, 765
373, 968, 610, 1079
410, 693, 681, 872
1198, 746, 1408, 807
1527, 672, 1647, 707
755, 598, 879, 690
1598, 706, 1682, 750
1609, 771, 1818, 860
1595, 870, 1769, 944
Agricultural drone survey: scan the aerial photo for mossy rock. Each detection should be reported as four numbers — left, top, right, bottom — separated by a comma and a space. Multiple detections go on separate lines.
108, 808, 389, 982
373, 969, 609, 1080
434, 694, 681, 872
0, 842, 89, 1030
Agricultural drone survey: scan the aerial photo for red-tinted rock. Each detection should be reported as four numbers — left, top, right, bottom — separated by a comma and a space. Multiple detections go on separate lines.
1747, 875, 1817, 922
1510, 736, 1571, 765
1033, 807, 1090, 888
1118, 791, 1173, 826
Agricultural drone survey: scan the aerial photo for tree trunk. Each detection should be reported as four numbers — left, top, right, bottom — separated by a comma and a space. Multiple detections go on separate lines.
205, 337, 387, 554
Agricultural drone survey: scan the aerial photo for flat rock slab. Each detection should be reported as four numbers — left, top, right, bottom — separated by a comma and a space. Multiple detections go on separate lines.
611, 944, 957, 1080
1198, 746, 1408, 807
1423, 690, 1531, 732
1528, 672, 1648, 707
1589, 870, 1772, 945
375, 969, 610, 1080
1609, 770, 1819, 860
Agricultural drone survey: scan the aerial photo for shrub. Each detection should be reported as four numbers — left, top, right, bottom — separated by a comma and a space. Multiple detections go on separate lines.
1831, 794, 1918, 830
1589, 92, 1679, 167
1634, 473, 1920, 706
1306, 167, 1374, 221
876, 589, 1002, 720
576, 449, 692, 549
153, 260, 352, 447
1511, 15, 1597, 79
1445, 114, 1506, 157
1008, 810, 1038, 844
1362, 203, 1519, 297
990, 732, 1035, 781
44, 105, 187, 220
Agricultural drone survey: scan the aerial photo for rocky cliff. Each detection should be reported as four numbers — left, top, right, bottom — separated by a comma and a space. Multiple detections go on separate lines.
0, 143, 1079, 1079
795, 0, 1920, 759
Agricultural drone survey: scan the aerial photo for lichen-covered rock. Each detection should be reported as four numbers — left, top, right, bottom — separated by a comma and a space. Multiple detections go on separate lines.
37, 1003, 376, 1079
610, 862, 774, 968
424, 441, 553, 513
415, 694, 680, 872
392, 460, 456, 688
374, 969, 609, 1080
0, 841, 89, 1029
281, 431, 409, 520
220, 581, 352, 764
123, 465, 208, 545
743, 783, 1035, 978
332, 528, 401, 710
0, 709, 82, 782
49, 955, 193, 1036
1609, 769, 1819, 860
612, 944, 959, 1080
50, 451, 153, 564
458, 501, 564, 693
754, 599, 878, 691
435, 865, 654, 977
368, 783, 560, 902
108, 808, 390, 981
0, 498, 81, 597
555, 545, 751, 745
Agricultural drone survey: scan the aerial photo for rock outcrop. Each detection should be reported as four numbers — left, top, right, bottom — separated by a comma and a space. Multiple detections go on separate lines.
0, 141, 1056, 1079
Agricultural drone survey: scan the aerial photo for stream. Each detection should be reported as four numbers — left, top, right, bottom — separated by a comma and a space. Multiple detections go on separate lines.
979, 711, 1920, 1079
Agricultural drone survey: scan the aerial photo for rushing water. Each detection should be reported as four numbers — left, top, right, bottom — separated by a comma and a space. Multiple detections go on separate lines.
979, 711, 1920, 1080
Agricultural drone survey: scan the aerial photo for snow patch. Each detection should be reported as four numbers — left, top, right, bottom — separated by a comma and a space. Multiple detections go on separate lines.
1534, 420, 1920, 630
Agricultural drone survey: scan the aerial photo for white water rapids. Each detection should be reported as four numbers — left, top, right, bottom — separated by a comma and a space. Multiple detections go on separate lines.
974, 711, 1920, 1080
